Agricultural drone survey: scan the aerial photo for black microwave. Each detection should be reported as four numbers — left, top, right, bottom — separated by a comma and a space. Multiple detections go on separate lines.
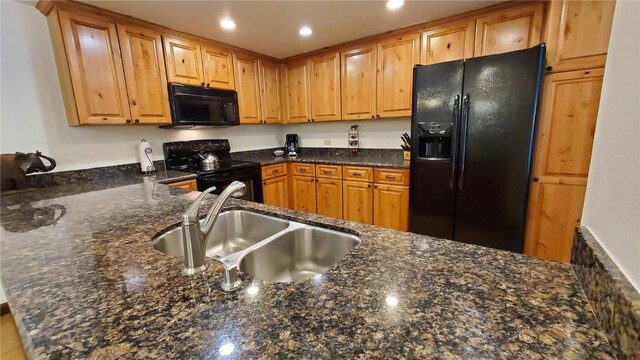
163, 83, 239, 128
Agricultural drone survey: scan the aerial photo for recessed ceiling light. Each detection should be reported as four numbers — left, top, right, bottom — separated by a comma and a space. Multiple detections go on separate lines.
299, 26, 313, 36
386, 0, 404, 10
220, 19, 236, 30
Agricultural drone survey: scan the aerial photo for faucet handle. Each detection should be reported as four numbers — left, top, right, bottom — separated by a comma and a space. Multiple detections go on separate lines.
182, 186, 216, 225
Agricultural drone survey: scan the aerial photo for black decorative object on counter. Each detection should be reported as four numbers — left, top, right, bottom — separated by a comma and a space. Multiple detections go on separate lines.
0, 151, 56, 192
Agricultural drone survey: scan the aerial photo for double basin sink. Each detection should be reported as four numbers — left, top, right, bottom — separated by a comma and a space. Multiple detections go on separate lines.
152, 210, 360, 283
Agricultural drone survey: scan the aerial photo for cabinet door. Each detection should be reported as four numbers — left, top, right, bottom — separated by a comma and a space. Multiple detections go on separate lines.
259, 60, 282, 123
117, 24, 170, 125
343, 180, 373, 224
291, 175, 316, 213
545, 0, 616, 72
202, 46, 235, 90
316, 178, 343, 219
376, 33, 420, 118
234, 54, 262, 124
341, 44, 377, 120
373, 184, 409, 231
285, 60, 312, 123
310, 52, 341, 121
163, 36, 204, 86
58, 10, 130, 125
421, 19, 475, 65
474, 3, 544, 57
263, 176, 289, 208
525, 182, 586, 262
167, 179, 197, 191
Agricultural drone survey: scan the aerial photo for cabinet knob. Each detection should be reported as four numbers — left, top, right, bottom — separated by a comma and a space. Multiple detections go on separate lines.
307, 119, 311, 122
374, 185, 378, 189
263, 181, 267, 185
368, 184, 371, 188
206, 83, 211, 87
371, 115, 375, 118
546, 66, 553, 71
311, 118, 315, 122
376, 114, 380, 118
134, 119, 140, 124
201, 82, 205, 86
126, 119, 131, 123
533, 177, 539, 182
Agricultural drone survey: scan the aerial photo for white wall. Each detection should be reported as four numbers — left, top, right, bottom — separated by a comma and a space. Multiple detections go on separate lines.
581, 0, 640, 291
283, 118, 411, 149
0, 1, 282, 172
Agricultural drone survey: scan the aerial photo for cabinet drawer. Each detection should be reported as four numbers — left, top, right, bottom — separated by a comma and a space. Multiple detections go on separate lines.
261, 163, 287, 180
343, 166, 373, 182
315, 164, 342, 179
167, 179, 197, 191
374, 168, 410, 186
291, 162, 315, 177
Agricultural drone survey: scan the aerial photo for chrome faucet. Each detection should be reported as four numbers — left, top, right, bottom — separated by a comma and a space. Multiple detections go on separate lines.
180, 181, 246, 290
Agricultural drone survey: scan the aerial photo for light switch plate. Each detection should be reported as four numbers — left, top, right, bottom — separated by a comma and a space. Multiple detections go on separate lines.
324, 139, 332, 145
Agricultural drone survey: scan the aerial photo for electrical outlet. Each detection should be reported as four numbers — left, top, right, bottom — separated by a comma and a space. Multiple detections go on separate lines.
324, 139, 332, 145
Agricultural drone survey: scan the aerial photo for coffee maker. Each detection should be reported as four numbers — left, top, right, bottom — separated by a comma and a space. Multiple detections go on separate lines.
284, 134, 299, 157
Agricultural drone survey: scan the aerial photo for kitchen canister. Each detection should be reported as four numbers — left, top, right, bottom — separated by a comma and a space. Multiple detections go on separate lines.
139, 139, 156, 173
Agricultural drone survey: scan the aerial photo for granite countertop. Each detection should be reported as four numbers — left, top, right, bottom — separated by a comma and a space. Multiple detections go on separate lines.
0, 176, 614, 359
232, 148, 410, 169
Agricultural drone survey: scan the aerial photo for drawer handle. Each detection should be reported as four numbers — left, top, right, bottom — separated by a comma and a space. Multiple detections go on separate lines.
322, 170, 331, 174
272, 170, 279, 173
299, 169, 306, 172
385, 175, 397, 179
352, 172, 362, 176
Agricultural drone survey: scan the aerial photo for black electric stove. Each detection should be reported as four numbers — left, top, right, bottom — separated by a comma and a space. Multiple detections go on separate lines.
163, 140, 263, 203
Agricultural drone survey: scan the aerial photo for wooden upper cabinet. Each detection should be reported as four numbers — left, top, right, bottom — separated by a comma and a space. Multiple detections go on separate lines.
475, 3, 544, 57
421, 19, 475, 65
117, 24, 171, 125
202, 46, 235, 90
285, 60, 312, 123
341, 44, 377, 120
376, 33, 420, 118
163, 36, 204, 86
259, 60, 282, 123
309, 52, 341, 121
56, 10, 131, 125
234, 54, 262, 124
545, 0, 616, 72
531, 68, 604, 181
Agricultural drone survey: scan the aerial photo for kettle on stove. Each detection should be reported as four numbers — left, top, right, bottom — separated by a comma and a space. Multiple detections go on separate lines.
198, 151, 219, 171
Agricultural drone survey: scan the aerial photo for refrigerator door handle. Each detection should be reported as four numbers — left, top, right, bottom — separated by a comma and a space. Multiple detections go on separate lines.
449, 95, 461, 189
458, 94, 470, 191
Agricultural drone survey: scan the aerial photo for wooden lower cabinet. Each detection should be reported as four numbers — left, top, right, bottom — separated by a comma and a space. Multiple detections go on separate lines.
343, 181, 373, 224
262, 176, 289, 208
525, 182, 586, 262
167, 179, 197, 191
291, 175, 316, 213
373, 184, 409, 231
316, 178, 343, 219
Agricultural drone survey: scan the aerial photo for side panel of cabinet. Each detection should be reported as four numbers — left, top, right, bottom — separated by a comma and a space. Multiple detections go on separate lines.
310, 52, 341, 121
526, 182, 586, 262
234, 54, 262, 124
373, 184, 409, 231
259, 60, 282, 123
263, 176, 289, 209
474, 3, 544, 57
291, 175, 316, 213
316, 178, 343, 219
163, 36, 204, 86
202, 46, 235, 90
343, 180, 373, 225
545, 0, 616, 72
58, 10, 131, 125
341, 45, 377, 120
117, 24, 171, 125
421, 19, 475, 65
376, 33, 420, 118
285, 61, 312, 123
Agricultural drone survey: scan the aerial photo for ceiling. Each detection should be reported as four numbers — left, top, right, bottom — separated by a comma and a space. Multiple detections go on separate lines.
77, 0, 500, 59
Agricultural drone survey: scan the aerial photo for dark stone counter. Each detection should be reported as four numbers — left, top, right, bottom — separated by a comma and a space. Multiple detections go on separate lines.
0, 175, 614, 359
232, 148, 410, 169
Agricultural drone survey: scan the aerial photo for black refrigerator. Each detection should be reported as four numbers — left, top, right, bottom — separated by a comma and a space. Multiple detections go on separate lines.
408, 45, 545, 253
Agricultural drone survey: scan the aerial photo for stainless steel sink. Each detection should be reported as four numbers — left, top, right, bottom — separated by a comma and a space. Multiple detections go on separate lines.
238, 227, 360, 282
153, 210, 290, 258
